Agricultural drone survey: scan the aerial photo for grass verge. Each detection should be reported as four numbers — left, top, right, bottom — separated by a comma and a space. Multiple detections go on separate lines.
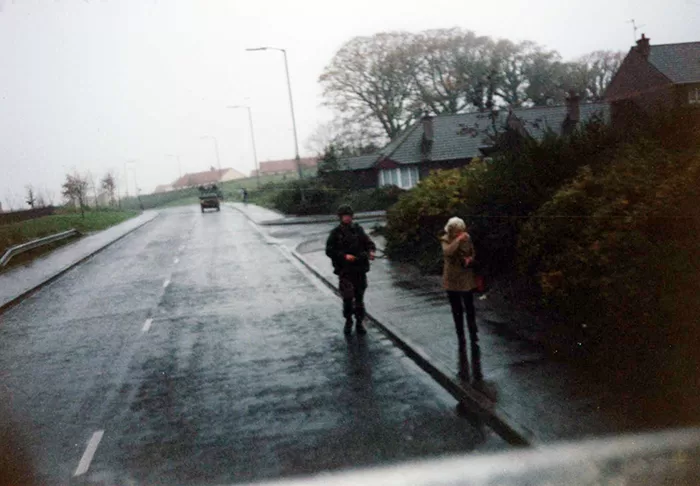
0, 209, 139, 260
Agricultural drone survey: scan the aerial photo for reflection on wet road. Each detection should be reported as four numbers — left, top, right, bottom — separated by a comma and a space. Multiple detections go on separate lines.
0, 206, 504, 485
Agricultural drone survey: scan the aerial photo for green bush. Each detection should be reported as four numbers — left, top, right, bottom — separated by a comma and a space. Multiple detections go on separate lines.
385, 117, 619, 274
336, 186, 405, 213
248, 179, 403, 216
385, 165, 486, 272
271, 179, 338, 215
519, 141, 700, 355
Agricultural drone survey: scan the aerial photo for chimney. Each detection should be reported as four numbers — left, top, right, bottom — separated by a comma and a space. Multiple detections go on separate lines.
636, 33, 651, 59
422, 114, 434, 142
421, 113, 434, 158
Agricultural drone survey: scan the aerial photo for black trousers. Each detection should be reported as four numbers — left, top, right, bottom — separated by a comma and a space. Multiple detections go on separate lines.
447, 290, 478, 348
339, 272, 367, 321
448, 290, 482, 380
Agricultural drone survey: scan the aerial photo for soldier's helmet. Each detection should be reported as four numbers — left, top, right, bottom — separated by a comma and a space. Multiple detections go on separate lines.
337, 205, 354, 217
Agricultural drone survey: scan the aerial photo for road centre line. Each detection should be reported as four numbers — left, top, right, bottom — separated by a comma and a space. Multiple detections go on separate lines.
73, 430, 104, 477
163, 279, 170, 289
142, 318, 153, 333
174, 257, 179, 264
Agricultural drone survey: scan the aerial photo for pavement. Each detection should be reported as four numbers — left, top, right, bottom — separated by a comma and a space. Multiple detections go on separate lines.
0, 205, 505, 485
232, 203, 696, 443
0, 211, 159, 311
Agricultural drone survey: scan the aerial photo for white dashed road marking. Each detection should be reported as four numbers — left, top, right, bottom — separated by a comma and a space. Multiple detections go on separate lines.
163, 279, 170, 289
142, 318, 153, 333
174, 257, 179, 264
74, 430, 104, 477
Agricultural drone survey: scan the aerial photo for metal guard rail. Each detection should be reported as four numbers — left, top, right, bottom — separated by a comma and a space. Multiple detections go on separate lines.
0, 229, 80, 267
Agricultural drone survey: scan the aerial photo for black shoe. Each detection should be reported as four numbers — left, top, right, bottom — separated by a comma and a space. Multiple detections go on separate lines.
344, 319, 353, 335
355, 320, 367, 336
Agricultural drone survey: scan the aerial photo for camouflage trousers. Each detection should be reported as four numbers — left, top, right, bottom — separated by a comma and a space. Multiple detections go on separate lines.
339, 272, 367, 321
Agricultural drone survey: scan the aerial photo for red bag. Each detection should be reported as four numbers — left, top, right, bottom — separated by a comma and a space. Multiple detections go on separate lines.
474, 275, 486, 293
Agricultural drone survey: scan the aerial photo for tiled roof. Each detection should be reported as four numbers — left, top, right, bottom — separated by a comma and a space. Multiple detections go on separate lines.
339, 155, 380, 171
382, 103, 609, 165
334, 103, 609, 171
258, 157, 318, 174
648, 42, 700, 84
172, 168, 239, 188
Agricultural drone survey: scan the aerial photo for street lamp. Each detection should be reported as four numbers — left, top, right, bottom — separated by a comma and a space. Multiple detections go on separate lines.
246, 46, 302, 179
227, 105, 260, 187
200, 136, 222, 181
165, 153, 182, 180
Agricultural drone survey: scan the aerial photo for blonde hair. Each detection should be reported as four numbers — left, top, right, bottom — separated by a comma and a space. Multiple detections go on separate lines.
444, 217, 467, 240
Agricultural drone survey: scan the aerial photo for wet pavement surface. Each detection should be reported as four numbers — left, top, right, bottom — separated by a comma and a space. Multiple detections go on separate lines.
0, 206, 505, 485
0, 212, 158, 309
234, 203, 698, 443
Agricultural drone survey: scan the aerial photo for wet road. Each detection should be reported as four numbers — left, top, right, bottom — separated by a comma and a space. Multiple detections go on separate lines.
257, 215, 696, 442
0, 206, 505, 485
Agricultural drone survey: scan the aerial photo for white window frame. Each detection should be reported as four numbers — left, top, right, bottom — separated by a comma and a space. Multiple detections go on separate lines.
379, 166, 420, 189
689, 87, 700, 105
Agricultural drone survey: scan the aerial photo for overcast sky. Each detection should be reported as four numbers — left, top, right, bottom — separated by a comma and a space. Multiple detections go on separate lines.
0, 0, 698, 207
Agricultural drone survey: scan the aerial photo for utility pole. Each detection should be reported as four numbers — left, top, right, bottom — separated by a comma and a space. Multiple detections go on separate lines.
227, 105, 261, 187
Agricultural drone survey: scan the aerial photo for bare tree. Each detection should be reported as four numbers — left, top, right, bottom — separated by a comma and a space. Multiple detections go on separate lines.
567, 50, 624, 102
406, 28, 497, 114
101, 171, 117, 207
61, 172, 89, 218
319, 29, 622, 144
305, 119, 383, 156
35, 191, 47, 208
86, 171, 99, 208
25, 185, 36, 209
320, 32, 420, 140
43, 187, 56, 207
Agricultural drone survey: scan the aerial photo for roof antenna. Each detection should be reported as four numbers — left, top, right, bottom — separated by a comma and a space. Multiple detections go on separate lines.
627, 19, 645, 43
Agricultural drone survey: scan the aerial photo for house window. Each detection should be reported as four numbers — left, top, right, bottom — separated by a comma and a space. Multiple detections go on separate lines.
690, 87, 700, 105
379, 166, 419, 189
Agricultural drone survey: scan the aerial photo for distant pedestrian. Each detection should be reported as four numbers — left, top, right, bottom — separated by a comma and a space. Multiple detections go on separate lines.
241, 188, 248, 204
441, 217, 483, 382
326, 205, 376, 336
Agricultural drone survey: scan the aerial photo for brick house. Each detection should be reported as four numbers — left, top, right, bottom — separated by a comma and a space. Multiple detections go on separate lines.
250, 157, 318, 177
172, 167, 246, 189
334, 100, 609, 190
605, 35, 700, 123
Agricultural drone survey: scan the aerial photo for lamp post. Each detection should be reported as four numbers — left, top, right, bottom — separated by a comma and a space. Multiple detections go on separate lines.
227, 105, 260, 187
200, 136, 222, 181
245, 46, 302, 179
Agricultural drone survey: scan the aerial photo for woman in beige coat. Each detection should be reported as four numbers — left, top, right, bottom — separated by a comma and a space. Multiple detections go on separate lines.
441, 217, 482, 381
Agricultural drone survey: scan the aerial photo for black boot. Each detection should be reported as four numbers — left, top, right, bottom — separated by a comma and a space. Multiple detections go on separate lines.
355, 319, 367, 336
344, 318, 353, 335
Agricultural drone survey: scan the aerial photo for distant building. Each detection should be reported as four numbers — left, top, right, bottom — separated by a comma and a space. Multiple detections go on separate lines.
605, 35, 700, 122
172, 167, 246, 189
154, 184, 174, 194
250, 157, 318, 177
